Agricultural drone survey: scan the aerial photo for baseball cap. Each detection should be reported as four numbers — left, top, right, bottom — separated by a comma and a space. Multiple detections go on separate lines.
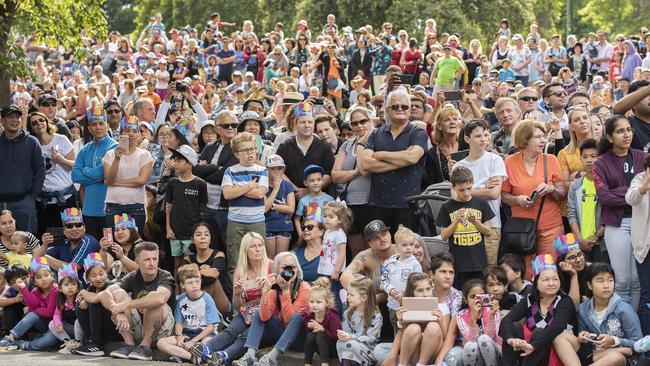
364, 219, 390, 239
169, 145, 198, 166
512, 34, 523, 41
266, 154, 286, 168
282, 91, 305, 106
1, 105, 22, 118
303, 164, 324, 179
38, 93, 57, 106
442, 43, 452, 50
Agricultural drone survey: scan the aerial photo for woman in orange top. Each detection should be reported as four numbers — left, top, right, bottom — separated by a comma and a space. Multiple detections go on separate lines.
502, 120, 566, 280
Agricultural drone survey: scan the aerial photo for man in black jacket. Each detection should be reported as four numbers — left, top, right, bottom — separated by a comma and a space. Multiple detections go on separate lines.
192, 110, 239, 251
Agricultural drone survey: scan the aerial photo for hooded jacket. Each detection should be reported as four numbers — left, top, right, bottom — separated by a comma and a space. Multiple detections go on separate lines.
0, 130, 45, 200
622, 40, 642, 81
578, 292, 642, 349
71, 135, 118, 216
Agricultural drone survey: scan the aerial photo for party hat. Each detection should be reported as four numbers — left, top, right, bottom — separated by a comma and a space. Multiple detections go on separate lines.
58, 262, 79, 282
553, 233, 579, 256
29, 256, 50, 274
119, 115, 139, 131
83, 252, 105, 273
293, 102, 313, 118
60, 207, 83, 225
86, 106, 107, 123
114, 213, 137, 230
531, 254, 557, 277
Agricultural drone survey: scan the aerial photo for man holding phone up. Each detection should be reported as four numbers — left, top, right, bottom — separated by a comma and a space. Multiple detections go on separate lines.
430, 44, 465, 95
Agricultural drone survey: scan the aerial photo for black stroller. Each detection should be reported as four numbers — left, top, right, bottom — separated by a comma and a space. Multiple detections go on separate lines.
406, 182, 452, 255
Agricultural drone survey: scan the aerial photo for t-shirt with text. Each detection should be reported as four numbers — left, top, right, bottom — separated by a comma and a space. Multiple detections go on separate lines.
166, 177, 208, 240
174, 291, 220, 333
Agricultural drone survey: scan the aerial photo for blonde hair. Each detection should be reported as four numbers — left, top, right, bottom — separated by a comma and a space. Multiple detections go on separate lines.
177, 263, 201, 283
512, 119, 547, 150
310, 277, 336, 310
432, 107, 461, 145
346, 276, 378, 328
566, 108, 592, 153
231, 131, 256, 151
322, 201, 353, 231
235, 232, 269, 282
394, 225, 416, 246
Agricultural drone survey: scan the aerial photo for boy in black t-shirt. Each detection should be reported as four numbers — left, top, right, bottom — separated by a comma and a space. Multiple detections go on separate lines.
165, 145, 208, 271
437, 166, 494, 288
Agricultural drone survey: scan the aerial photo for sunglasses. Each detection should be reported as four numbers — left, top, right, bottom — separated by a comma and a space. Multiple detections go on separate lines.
30, 118, 46, 126
40, 102, 56, 107
219, 123, 238, 129
65, 223, 84, 229
106, 109, 121, 115
350, 119, 369, 127
302, 224, 316, 231
551, 91, 567, 97
390, 104, 410, 111
519, 96, 539, 102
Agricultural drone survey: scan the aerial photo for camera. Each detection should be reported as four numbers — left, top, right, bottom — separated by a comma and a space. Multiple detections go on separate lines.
280, 266, 295, 281
476, 294, 493, 307
175, 81, 188, 93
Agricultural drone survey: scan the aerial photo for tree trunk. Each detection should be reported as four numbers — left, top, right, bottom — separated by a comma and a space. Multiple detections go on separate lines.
0, 0, 17, 107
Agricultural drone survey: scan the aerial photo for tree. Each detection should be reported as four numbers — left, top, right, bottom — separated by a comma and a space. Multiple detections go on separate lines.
105, 0, 138, 35
0, 0, 107, 106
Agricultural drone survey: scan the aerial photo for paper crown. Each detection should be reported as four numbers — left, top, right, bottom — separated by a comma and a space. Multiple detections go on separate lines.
86, 107, 107, 123
174, 117, 191, 137
119, 115, 140, 131
58, 262, 79, 282
531, 254, 557, 277
60, 207, 83, 225
293, 102, 313, 118
553, 233, 579, 256
305, 203, 324, 223
114, 213, 137, 230
83, 252, 105, 273
29, 256, 50, 274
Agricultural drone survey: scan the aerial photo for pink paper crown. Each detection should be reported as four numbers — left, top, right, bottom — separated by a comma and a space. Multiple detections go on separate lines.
531, 254, 557, 277
83, 252, 105, 273
29, 256, 50, 274
119, 115, 139, 131
293, 102, 313, 118
60, 207, 83, 225
553, 233, 579, 256
114, 213, 137, 230
58, 262, 79, 282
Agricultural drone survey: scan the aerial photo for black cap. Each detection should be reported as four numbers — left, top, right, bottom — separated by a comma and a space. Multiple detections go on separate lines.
363, 220, 390, 239
442, 43, 452, 50
38, 93, 57, 106
1, 105, 22, 118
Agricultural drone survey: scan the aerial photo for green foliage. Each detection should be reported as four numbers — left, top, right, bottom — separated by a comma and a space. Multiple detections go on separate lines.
578, 0, 649, 35
105, 0, 138, 35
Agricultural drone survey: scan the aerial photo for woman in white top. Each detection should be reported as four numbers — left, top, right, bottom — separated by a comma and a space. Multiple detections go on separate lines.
27, 112, 76, 238
103, 117, 154, 236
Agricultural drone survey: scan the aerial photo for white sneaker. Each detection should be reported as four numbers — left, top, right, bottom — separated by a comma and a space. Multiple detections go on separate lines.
58, 339, 82, 354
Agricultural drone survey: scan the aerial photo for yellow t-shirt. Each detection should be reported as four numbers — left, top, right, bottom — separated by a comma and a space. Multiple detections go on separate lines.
7, 252, 32, 268
580, 178, 597, 238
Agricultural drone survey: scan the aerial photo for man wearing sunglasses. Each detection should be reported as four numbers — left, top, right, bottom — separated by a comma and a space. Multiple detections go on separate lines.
541, 82, 569, 129
42, 207, 100, 272
37, 93, 72, 141
358, 89, 428, 232
103, 99, 124, 135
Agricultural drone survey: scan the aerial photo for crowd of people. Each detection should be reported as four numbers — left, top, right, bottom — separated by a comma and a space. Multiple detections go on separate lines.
3, 10, 650, 366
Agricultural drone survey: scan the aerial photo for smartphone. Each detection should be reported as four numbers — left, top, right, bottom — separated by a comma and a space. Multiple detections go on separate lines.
313, 98, 324, 105
529, 190, 540, 204
118, 135, 129, 151
47, 227, 66, 246
538, 113, 554, 123
399, 73, 414, 85
444, 90, 463, 101
103, 228, 113, 243
584, 334, 599, 343
450, 149, 470, 162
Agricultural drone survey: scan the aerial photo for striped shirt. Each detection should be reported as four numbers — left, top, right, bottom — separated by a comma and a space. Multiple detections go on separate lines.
0, 232, 40, 268
222, 164, 269, 223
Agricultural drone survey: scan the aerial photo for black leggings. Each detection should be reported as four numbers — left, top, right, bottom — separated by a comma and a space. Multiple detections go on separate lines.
304, 331, 337, 364
1, 303, 22, 335
502, 326, 553, 366
75, 302, 121, 344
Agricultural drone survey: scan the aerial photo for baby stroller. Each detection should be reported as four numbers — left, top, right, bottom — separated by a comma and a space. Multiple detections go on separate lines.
406, 182, 451, 255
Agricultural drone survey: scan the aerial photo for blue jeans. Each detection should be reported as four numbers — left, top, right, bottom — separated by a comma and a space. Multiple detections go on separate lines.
11, 311, 49, 338
202, 208, 228, 252
206, 314, 249, 361
637, 255, 650, 334
105, 202, 146, 237
244, 311, 304, 352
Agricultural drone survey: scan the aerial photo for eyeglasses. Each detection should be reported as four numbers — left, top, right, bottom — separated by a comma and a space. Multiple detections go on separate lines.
40, 102, 56, 107
519, 96, 539, 102
64, 223, 84, 229
106, 109, 121, 115
616, 38, 624, 42
614, 127, 633, 135
550, 91, 568, 97
302, 224, 316, 231
159, 132, 172, 138
219, 123, 238, 129
236, 147, 257, 155
390, 104, 410, 111
30, 118, 46, 126
350, 119, 369, 127
565, 252, 584, 262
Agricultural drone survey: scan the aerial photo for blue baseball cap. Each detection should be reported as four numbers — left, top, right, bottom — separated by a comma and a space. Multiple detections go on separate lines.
303, 164, 324, 179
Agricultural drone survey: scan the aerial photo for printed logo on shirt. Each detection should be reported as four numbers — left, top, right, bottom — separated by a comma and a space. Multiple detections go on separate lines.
185, 188, 200, 196
449, 208, 483, 246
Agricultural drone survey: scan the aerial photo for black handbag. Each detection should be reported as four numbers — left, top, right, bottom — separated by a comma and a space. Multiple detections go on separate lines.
501, 154, 547, 255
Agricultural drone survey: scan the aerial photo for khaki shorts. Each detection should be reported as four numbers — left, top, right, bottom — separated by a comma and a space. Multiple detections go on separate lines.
113, 304, 174, 344
484, 228, 501, 266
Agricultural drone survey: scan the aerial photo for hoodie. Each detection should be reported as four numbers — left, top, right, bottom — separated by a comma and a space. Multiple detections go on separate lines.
381, 253, 423, 310
622, 40, 642, 81
71, 135, 118, 216
578, 292, 642, 349
0, 130, 45, 200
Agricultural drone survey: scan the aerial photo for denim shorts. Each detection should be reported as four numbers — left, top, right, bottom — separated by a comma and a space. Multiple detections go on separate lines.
266, 231, 292, 239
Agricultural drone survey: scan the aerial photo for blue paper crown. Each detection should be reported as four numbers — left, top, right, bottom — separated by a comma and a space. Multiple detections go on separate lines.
531, 254, 557, 277
29, 256, 50, 274
86, 107, 107, 123
60, 207, 83, 225
174, 117, 191, 137
114, 213, 137, 230
553, 233, 579, 256
293, 102, 314, 118
119, 115, 139, 131
83, 252, 105, 273
58, 262, 79, 282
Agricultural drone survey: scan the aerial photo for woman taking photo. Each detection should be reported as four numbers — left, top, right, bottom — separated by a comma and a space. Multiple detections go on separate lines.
502, 120, 566, 280
499, 255, 581, 366
593, 115, 644, 309
424, 106, 461, 185
332, 108, 373, 258
27, 112, 76, 237
232, 252, 311, 366
103, 117, 154, 235
99, 213, 141, 278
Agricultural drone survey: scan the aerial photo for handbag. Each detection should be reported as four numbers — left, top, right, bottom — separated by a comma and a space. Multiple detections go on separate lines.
549, 62, 561, 76
501, 154, 547, 255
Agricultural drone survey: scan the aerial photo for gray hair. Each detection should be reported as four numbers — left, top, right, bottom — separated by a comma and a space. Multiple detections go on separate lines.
212, 110, 238, 125
132, 98, 153, 119
516, 87, 537, 100
495, 97, 520, 116
386, 88, 411, 109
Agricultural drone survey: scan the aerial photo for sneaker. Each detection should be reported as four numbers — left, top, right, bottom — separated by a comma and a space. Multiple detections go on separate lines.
189, 343, 208, 365
110, 344, 136, 359
253, 353, 277, 366
169, 356, 183, 363
128, 345, 153, 361
0, 336, 17, 350
72, 342, 105, 356
208, 351, 226, 366
59, 339, 82, 354
232, 353, 256, 366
